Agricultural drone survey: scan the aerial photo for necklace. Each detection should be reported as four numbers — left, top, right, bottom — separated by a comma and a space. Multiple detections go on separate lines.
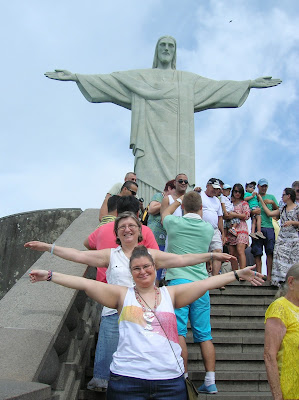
134, 286, 160, 331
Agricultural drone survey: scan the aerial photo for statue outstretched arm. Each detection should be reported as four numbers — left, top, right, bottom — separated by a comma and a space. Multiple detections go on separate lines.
250, 76, 282, 89
44, 69, 78, 82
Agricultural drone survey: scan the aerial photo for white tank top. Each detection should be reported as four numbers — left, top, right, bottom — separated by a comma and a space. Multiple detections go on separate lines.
102, 246, 134, 317
168, 194, 183, 216
110, 286, 184, 380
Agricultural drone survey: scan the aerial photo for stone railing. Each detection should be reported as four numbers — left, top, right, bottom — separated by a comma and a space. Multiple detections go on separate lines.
0, 208, 82, 299
0, 209, 100, 399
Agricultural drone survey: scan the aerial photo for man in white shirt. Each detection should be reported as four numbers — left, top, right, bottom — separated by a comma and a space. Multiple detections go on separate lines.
160, 173, 189, 217
201, 178, 224, 276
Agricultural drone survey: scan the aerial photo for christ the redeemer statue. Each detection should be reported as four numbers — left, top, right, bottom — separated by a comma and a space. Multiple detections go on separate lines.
45, 36, 281, 201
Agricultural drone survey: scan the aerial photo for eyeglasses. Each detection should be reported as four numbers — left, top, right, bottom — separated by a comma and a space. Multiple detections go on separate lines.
117, 224, 139, 232
177, 179, 188, 184
127, 188, 137, 196
131, 264, 154, 273
233, 190, 241, 193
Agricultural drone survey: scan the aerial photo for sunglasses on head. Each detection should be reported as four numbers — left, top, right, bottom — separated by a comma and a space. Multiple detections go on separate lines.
177, 179, 188, 184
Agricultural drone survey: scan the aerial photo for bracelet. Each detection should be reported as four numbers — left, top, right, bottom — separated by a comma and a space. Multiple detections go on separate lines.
47, 270, 53, 281
210, 252, 213, 261
234, 270, 240, 281
50, 243, 56, 255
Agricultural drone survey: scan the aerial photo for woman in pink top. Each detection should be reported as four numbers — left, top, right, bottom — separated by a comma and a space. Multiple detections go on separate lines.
29, 245, 263, 399
226, 183, 251, 269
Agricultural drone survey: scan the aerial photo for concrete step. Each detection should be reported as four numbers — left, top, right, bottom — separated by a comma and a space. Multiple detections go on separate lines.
210, 296, 273, 306
79, 388, 106, 399
197, 392, 272, 400
210, 287, 276, 296
187, 341, 264, 353
189, 352, 264, 361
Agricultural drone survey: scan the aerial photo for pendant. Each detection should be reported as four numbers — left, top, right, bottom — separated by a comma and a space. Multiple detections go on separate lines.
143, 311, 155, 330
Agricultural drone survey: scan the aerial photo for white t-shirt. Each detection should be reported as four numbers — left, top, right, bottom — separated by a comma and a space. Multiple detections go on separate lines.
220, 194, 234, 213
108, 182, 122, 195
201, 191, 223, 229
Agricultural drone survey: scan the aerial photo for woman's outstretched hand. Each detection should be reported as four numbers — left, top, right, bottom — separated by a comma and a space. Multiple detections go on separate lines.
29, 270, 49, 283
24, 241, 51, 252
238, 265, 265, 286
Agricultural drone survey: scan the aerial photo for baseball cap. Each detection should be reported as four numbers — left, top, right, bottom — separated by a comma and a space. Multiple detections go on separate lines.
207, 178, 222, 189
223, 184, 231, 189
258, 178, 268, 186
245, 181, 256, 186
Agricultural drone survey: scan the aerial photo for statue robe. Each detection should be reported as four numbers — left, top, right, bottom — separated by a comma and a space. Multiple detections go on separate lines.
76, 69, 251, 202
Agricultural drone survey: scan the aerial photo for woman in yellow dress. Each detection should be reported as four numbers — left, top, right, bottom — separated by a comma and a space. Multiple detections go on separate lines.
264, 263, 299, 399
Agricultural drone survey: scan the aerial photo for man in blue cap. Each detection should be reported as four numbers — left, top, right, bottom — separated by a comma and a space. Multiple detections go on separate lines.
251, 178, 278, 280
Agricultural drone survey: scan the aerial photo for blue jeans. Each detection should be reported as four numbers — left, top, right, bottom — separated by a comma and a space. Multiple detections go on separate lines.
107, 373, 187, 400
93, 313, 119, 380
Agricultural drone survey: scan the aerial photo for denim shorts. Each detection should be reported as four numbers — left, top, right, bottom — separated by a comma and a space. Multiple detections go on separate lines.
251, 227, 275, 256
107, 373, 187, 400
168, 279, 212, 342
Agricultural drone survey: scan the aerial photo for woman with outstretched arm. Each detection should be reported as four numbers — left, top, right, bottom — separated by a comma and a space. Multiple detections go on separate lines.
29, 245, 264, 400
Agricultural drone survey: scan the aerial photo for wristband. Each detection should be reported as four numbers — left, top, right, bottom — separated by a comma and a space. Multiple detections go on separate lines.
50, 243, 56, 255
210, 252, 213, 261
176, 198, 182, 205
234, 270, 240, 281
47, 270, 53, 281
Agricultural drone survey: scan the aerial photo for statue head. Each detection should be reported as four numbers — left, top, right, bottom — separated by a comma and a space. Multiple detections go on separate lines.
152, 36, 177, 70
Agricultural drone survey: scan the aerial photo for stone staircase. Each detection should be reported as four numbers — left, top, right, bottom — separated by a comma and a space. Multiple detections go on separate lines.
79, 281, 276, 399
188, 280, 276, 399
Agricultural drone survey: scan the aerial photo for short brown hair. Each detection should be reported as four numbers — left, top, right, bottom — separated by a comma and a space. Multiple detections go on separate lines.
129, 245, 154, 269
114, 212, 143, 245
182, 191, 202, 213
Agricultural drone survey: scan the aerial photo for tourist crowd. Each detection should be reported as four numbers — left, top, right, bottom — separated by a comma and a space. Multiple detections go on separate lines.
25, 172, 299, 399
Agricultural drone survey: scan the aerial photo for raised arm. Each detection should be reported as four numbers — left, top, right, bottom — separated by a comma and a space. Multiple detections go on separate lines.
161, 196, 183, 223
250, 76, 282, 89
44, 69, 78, 82
169, 266, 264, 308
29, 270, 124, 310
257, 195, 280, 217
159, 195, 170, 220
150, 249, 236, 270
148, 201, 162, 215
24, 241, 110, 268
99, 193, 111, 222
264, 318, 286, 400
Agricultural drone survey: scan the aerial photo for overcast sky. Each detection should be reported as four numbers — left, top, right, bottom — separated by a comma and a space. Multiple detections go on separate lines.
1, 0, 298, 218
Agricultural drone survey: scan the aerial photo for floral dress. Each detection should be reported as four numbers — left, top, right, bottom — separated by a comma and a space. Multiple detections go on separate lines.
271, 204, 299, 286
227, 200, 250, 245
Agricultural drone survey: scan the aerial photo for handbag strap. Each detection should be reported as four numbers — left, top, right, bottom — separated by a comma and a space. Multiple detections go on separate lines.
137, 289, 185, 376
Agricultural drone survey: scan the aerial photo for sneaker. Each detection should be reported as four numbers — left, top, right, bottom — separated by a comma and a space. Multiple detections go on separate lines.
198, 383, 218, 394
255, 231, 266, 239
228, 227, 238, 236
249, 232, 258, 240
87, 377, 108, 392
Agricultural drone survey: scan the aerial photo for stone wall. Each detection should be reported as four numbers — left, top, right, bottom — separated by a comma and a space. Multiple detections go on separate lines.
0, 208, 82, 299
0, 209, 100, 400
